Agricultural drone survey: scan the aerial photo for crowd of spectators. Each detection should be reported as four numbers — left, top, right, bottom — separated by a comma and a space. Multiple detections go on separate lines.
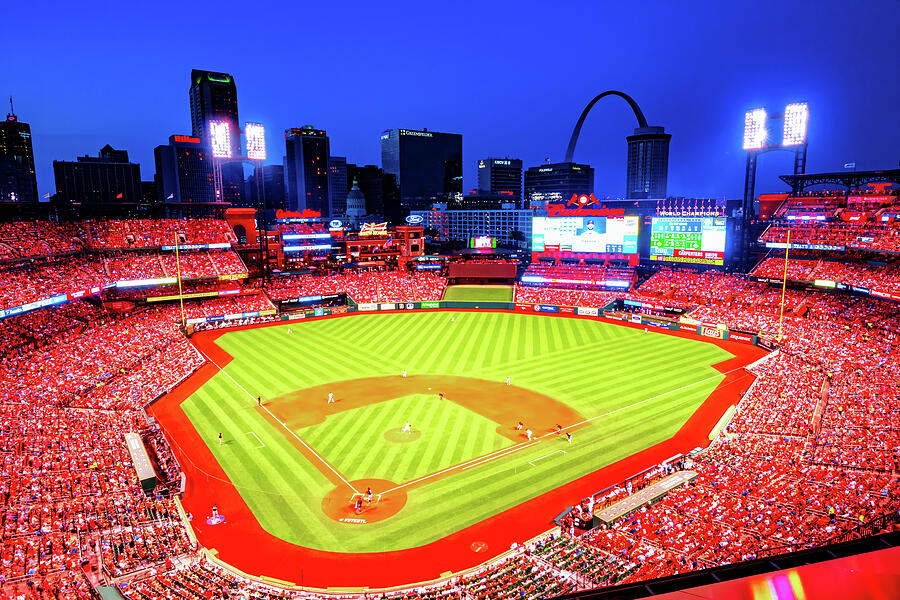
265, 270, 447, 303
0, 220, 898, 598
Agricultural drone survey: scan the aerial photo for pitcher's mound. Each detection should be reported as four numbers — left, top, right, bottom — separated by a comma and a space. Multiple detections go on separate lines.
322, 479, 406, 524
384, 428, 422, 443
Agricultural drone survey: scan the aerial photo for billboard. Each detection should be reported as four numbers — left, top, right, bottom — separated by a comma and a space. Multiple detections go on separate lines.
649, 217, 727, 265
532, 216, 639, 255
470, 236, 496, 249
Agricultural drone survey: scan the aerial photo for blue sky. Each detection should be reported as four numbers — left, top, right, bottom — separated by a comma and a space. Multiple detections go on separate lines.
4, 0, 898, 200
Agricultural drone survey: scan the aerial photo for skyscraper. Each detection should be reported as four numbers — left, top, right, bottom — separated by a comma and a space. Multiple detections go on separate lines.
524, 162, 594, 208
154, 135, 216, 205
284, 126, 330, 215
53, 145, 142, 206
247, 164, 285, 210
625, 126, 670, 199
380, 128, 462, 220
0, 102, 39, 203
477, 157, 522, 206
189, 69, 244, 205
328, 156, 348, 215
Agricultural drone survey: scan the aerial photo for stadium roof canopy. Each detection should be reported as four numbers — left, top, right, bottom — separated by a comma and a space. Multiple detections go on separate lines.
780, 168, 900, 193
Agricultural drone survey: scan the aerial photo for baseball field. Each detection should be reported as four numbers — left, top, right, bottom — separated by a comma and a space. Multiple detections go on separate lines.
172, 310, 736, 555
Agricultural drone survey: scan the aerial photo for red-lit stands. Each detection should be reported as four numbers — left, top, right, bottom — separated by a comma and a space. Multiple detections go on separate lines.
0, 258, 106, 311
0, 221, 84, 260
521, 263, 635, 289
86, 219, 235, 249
514, 286, 621, 308
265, 270, 446, 303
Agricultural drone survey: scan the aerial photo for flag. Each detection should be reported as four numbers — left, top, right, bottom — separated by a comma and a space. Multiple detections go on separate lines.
167, 193, 174, 200
42, 193, 50, 199
382, 237, 393, 248
843, 162, 856, 169
116, 192, 123, 199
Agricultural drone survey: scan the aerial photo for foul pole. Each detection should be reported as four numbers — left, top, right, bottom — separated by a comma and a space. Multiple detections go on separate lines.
777, 229, 791, 342
174, 232, 186, 329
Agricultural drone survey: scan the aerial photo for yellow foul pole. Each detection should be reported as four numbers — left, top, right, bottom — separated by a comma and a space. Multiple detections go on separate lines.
777, 229, 791, 342
174, 232, 186, 329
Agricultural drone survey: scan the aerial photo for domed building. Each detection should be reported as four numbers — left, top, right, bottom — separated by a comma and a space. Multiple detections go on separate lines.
345, 178, 367, 225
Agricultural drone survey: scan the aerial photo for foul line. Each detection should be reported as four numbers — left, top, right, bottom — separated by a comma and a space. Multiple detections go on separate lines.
199, 350, 360, 495
380, 363, 752, 497
245, 431, 265, 448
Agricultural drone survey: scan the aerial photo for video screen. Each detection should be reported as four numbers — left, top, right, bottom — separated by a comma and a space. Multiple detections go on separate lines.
649, 217, 727, 265
531, 216, 639, 254
470, 236, 496, 249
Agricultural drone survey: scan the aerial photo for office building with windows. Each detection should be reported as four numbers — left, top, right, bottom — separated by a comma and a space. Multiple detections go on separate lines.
189, 69, 244, 205
411, 205, 532, 248
284, 126, 330, 216
53, 145, 142, 205
328, 156, 348, 215
477, 157, 522, 206
380, 128, 462, 220
524, 162, 594, 208
626, 126, 671, 199
0, 107, 39, 203
154, 135, 215, 205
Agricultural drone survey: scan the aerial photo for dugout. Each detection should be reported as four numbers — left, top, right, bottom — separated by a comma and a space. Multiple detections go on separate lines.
125, 433, 157, 494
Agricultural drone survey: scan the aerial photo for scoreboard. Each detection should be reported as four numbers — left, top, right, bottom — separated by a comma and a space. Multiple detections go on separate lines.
649, 217, 727, 265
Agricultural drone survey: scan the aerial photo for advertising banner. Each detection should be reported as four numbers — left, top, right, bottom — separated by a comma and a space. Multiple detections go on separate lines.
679, 322, 699, 333
577, 306, 599, 316
515, 303, 532, 311
728, 331, 755, 344
357, 303, 377, 311
630, 314, 642, 323
537, 305, 559, 313
379, 303, 396, 310
701, 326, 724, 339
559, 306, 575, 314
420, 301, 440, 309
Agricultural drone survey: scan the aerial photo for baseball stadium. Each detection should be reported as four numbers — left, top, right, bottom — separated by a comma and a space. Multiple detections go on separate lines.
2, 170, 900, 600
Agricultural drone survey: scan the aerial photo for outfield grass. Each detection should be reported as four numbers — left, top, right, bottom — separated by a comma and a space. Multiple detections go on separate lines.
180, 311, 732, 552
442, 285, 514, 302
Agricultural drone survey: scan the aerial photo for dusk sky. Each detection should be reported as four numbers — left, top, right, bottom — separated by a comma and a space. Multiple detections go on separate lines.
4, 0, 898, 201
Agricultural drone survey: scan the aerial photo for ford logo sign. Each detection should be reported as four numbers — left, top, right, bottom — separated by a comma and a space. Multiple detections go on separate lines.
329, 219, 343, 229
405, 215, 424, 224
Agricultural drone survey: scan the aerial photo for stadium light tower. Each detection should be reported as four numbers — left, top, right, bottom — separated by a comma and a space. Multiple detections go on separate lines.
739, 102, 809, 267
242, 122, 270, 282
209, 120, 233, 202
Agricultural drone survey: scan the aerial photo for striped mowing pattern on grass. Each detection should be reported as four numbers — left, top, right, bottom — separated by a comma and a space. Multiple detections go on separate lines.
179, 311, 732, 552
441, 285, 514, 302
299, 394, 512, 482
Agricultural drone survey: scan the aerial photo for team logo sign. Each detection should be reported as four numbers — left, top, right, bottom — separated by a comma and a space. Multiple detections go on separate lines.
543, 194, 625, 218
567, 193, 601, 208
405, 215, 424, 224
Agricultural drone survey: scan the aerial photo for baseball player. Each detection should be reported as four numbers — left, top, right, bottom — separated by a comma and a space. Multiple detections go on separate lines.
327, 392, 334, 404
526, 428, 533, 440
402, 421, 412, 434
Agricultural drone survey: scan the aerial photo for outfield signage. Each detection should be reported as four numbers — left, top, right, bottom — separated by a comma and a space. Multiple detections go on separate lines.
185, 309, 277, 325
764, 242, 845, 251
379, 303, 396, 310
420, 301, 440, 309
577, 306, 599, 316
357, 303, 377, 311
161, 243, 231, 251
534, 304, 559, 313
728, 331, 755, 344
701, 325, 725, 339
148, 289, 243, 303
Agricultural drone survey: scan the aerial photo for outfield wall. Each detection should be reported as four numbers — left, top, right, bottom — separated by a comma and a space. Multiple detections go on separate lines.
268, 300, 769, 349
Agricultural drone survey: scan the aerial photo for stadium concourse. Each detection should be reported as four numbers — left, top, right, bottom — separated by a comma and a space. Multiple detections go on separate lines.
0, 215, 897, 600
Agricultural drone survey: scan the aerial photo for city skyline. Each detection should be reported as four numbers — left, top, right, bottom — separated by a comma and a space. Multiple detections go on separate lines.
3, 0, 897, 203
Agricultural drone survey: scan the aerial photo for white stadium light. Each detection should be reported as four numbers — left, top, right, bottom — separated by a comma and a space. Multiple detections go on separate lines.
743, 108, 767, 150
245, 123, 266, 160
782, 102, 809, 146
209, 120, 232, 158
